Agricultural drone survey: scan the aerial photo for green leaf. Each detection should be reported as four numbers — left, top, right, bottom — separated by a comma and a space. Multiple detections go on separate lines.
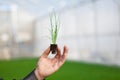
49, 12, 60, 44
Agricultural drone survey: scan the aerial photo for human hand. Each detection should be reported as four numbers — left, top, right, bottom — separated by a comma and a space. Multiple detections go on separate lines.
34, 45, 68, 80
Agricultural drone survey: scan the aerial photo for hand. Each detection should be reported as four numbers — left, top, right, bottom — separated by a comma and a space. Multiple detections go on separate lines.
35, 45, 69, 80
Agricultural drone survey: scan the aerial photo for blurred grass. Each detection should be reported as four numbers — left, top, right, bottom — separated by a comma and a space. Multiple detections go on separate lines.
0, 58, 120, 80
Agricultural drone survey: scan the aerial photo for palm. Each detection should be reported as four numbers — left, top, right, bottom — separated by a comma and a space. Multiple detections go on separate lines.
38, 58, 59, 77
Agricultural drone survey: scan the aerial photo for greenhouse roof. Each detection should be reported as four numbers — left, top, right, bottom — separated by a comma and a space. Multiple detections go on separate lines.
0, 0, 82, 17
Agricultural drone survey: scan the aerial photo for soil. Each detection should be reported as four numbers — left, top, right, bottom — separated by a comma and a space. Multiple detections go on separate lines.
50, 44, 57, 54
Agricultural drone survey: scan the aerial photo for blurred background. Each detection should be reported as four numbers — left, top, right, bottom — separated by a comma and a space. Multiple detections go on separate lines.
0, 0, 120, 80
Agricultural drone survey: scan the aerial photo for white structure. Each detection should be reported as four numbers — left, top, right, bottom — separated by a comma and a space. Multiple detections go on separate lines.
34, 0, 120, 65
0, 0, 120, 65
0, 4, 35, 59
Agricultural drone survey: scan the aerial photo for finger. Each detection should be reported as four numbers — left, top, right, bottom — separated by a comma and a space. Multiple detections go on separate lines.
62, 45, 69, 62
57, 46, 61, 55
55, 46, 61, 59
58, 45, 69, 67
42, 47, 51, 58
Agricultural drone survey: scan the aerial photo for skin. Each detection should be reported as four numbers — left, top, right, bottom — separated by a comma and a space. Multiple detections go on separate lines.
34, 45, 69, 80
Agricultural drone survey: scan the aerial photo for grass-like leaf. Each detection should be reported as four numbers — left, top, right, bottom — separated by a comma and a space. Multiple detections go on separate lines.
49, 12, 60, 44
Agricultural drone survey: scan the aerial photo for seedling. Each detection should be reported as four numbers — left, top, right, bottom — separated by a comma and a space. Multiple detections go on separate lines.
49, 12, 60, 54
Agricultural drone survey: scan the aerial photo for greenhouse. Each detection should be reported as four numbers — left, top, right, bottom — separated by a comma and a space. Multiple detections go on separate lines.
0, 0, 120, 65
0, 0, 120, 80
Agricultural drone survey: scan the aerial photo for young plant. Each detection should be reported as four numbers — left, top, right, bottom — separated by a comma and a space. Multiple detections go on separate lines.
49, 12, 60, 54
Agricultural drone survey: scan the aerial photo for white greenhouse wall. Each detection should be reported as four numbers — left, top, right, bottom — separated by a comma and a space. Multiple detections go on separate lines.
0, 5, 35, 59
34, 0, 120, 65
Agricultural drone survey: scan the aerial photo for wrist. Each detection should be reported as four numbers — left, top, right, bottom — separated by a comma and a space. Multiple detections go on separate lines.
34, 68, 45, 80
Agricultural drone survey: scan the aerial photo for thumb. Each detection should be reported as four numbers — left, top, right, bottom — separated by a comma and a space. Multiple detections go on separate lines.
41, 47, 51, 58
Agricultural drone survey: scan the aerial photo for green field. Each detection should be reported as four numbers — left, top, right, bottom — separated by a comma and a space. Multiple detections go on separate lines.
0, 58, 120, 80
